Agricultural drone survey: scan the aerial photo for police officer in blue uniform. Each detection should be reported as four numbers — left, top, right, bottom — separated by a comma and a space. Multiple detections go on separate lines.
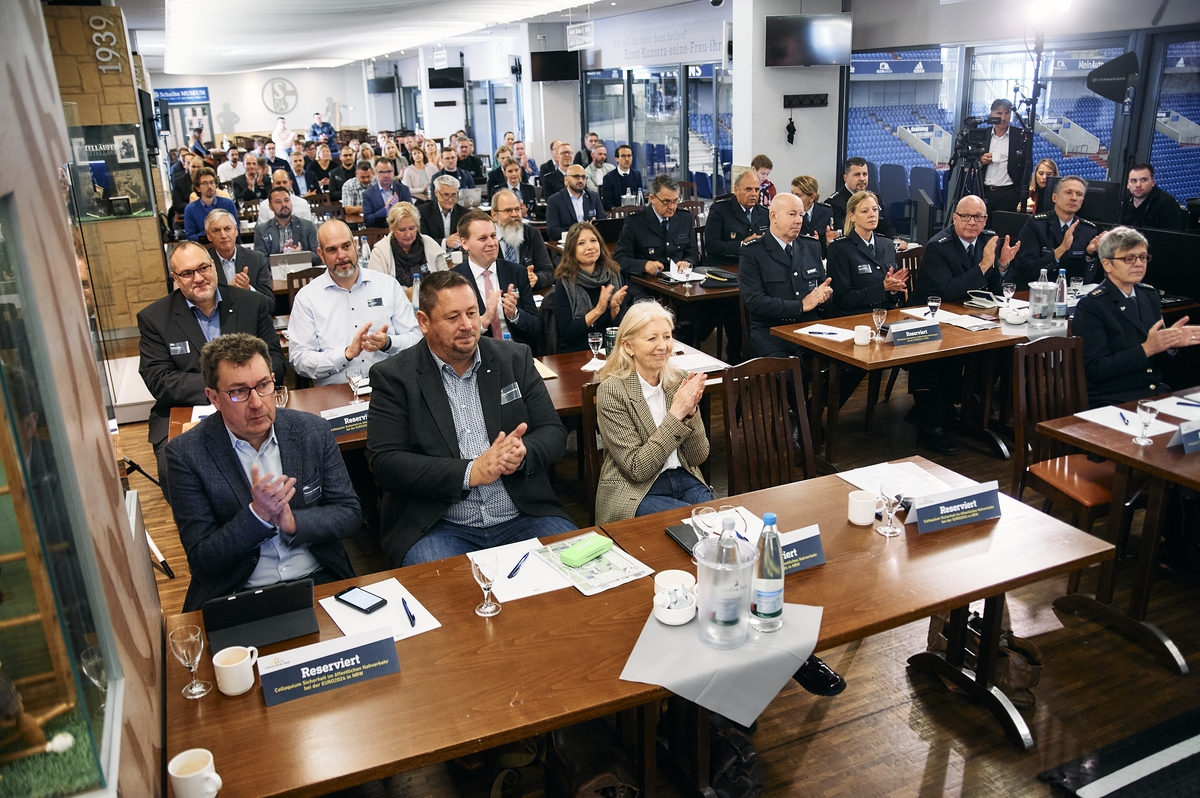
791, 175, 837, 260
827, 191, 908, 317
739, 193, 832, 362
614, 173, 698, 300
705, 172, 770, 268
1013, 175, 1100, 290
1073, 226, 1200, 407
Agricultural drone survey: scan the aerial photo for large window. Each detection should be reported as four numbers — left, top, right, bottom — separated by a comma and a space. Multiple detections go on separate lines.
1149, 39, 1200, 204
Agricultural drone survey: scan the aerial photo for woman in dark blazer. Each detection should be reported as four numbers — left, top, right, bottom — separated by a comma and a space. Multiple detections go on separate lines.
554, 222, 629, 353
828, 190, 909, 317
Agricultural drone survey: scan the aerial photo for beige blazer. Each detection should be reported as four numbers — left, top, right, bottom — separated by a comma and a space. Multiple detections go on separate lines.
595, 371, 709, 525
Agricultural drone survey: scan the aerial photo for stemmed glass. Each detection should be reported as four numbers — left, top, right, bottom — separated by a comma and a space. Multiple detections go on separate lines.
691, 506, 716, 539
587, 332, 603, 363
346, 368, 364, 404
877, 479, 906, 538
169, 625, 212, 699
81, 646, 107, 711
927, 296, 941, 319
1133, 399, 1158, 446
472, 553, 501, 617
274, 386, 289, 407
1002, 283, 1016, 306
872, 308, 887, 341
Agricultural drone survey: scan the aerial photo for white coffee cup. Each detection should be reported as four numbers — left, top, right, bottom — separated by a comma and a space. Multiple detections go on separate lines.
168, 748, 222, 798
560, 231, 568, 244
450, 250, 463, 265
848, 490, 883, 526
654, 569, 697, 595
853, 325, 872, 346
213, 645, 258, 696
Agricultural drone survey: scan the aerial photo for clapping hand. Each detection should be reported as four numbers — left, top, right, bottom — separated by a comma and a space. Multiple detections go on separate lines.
231, 266, 251, 290
883, 266, 909, 293
469, 423, 529, 486
669, 371, 707, 421
250, 463, 297, 534
999, 235, 1021, 266
609, 284, 628, 316
480, 289, 500, 331
527, 264, 538, 288
1144, 316, 1200, 356
361, 323, 390, 353
802, 277, 833, 311
501, 284, 520, 320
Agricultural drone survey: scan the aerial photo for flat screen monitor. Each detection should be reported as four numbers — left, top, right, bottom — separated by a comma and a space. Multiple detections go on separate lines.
367, 77, 395, 94
1043, 177, 1122, 225
428, 67, 465, 90
531, 50, 580, 82
765, 14, 853, 67
1142, 228, 1200, 301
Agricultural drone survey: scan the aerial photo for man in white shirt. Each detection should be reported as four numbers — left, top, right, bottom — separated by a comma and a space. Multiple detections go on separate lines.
981, 98, 1027, 214
289, 220, 421, 386
216, 146, 244, 184
584, 144, 615, 195
257, 170, 313, 223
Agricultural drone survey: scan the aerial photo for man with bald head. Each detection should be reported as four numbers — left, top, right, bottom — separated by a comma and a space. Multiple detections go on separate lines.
546, 164, 606, 241
257, 169, 313, 223
906, 194, 1020, 454
289, 220, 421, 387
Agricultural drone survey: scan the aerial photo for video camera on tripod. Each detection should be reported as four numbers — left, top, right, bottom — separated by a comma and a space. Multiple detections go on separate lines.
952, 115, 1003, 166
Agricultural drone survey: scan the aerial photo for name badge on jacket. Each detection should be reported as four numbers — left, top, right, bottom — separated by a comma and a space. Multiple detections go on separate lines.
367, 297, 383, 307
857, 264, 873, 274
586, 208, 597, 219
169, 341, 190, 356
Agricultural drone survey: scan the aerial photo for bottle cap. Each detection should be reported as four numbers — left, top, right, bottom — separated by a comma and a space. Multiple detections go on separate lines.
763, 513, 776, 525
721, 517, 735, 530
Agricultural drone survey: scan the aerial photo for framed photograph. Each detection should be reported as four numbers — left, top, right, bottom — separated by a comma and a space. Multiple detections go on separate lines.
71, 137, 88, 164
113, 133, 139, 164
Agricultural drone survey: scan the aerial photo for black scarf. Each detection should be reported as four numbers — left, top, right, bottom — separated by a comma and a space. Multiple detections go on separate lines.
389, 234, 427, 286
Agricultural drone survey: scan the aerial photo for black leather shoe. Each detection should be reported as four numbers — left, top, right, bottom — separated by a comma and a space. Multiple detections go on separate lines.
917, 428, 959, 456
793, 655, 846, 697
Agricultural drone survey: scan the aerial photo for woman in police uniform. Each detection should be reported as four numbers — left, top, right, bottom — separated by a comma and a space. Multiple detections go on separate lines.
827, 190, 909, 317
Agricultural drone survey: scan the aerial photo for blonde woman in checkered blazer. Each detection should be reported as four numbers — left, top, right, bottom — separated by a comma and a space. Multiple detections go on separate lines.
594, 302, 712, 524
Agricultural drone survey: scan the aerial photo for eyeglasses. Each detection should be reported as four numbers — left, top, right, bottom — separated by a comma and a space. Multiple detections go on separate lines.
1110, 254, 1151, 265
218, 378, 276, 403
173, 262, 213, 282
495, 205, 523, 215
652, 196, 680, 207
954, 213, 988, 223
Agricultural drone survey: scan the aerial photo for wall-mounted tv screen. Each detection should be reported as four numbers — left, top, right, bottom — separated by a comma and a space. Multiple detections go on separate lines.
428, 67, 465, 90
765, 14, 853, 67
367, 77, 396, 94
531, 50, 580, 82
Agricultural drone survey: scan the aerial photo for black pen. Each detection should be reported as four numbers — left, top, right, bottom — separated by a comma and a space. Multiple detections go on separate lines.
401, 597, 416, 627
1118, 411, 1130, 425
507, 551, 530, 579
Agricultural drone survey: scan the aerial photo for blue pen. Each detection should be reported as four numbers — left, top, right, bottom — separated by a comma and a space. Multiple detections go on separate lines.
507, 551, 530, 579
735, 531, 749, 542
1176, 401, 1200, 408
401, 597, 416, 627
807, 331, 837, 336
1118, 412, 1130, 425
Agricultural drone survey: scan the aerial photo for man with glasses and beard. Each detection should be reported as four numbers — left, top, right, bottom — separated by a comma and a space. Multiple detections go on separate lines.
491, 189, 553, 293
137, 242, 285, 500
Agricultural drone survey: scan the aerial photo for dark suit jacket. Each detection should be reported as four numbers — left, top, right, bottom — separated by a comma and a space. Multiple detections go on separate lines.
362, 183, 414, 228
1074, 279, 1172, 407
614, 207, 698, 282
912, 226, 1003, 306
828, 231, 901, 317
167, 409, 360, 612
214, 245, 274, 296
232, 173, 272, 203
826, 184, 898, 238
451, 260, 542, 349
1013, 212, 1100, 290
137, 287, 286, 448
738, 234, 828, 359
541, 167, 566, 200
704, 199, 769, 267
801, 201, 836, 259
328, 164, 355, 203
486, 167, 530, 196
367, 337, 570, 566
984, 127, 1029, 187
500, 224, 554, 290
431, 167, 475, 189
545, 189, 606, 240
600, 169, 644, 210
419, 202, 467, 244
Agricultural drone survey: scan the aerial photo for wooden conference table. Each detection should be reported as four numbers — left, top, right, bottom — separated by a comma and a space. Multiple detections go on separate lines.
772, 303, 1026, 471
1037, 387, 1200, 675
601, 456, 1114, 750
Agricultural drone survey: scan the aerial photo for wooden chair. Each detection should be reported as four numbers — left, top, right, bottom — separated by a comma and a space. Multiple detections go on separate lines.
677, 181, 697, 201
608, 205, 641, 219
1012, 336, 1125, 590
287, 266, 326, 306
863, 247, 924, 431
722, 357, 816, 495
313, 203, 345, 222
581, 381, 603, 525
363, 227, 391, 247
678, 200, 704, 224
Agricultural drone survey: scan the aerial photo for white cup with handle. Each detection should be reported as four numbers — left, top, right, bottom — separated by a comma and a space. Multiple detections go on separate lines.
848, 490, 883, 526
168, 748, 223, 798
213, 645, 258, 696
853, 325, 872, 346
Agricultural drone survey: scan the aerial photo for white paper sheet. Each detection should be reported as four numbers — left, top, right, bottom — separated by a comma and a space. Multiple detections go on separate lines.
944, 316, 1000, 331
466, 538, 572, 603
900, 307, 962, 322
672, 352, 729, 373
317, 577, 441, 642
836, 461, 962, 501
319, 401, 370, 419
792, 324, 856, 342
1150, 397, 1200, 423
580, 358, 604, 372
1074, 406, 1178, 437
190, 404, 216, 422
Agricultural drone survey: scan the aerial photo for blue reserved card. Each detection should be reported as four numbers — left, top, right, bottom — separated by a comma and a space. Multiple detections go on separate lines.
1167, 419, 1200, 454
321, 403, 370, 437
886, 319, 943, 346
912, 481, 1001, 534
258, 627, 399, 707
779, 524, 826, 574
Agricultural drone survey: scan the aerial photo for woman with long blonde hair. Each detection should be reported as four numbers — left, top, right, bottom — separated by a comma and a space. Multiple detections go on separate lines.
1027, 158, 1058, 214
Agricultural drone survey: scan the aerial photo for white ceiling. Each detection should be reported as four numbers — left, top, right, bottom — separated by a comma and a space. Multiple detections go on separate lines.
123, 0, 691, 74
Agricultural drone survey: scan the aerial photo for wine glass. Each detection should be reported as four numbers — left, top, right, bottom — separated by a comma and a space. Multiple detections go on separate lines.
81, 646, 107, 711
877, 479, 906, 538
472, 553, 501, 617
927, 296, 941, 319
1069, 277, 1084, 300
1002, 283, 1016, 306
587, 332, 603, 363
691, 506, 716, 539
274, 386, 289, 407
346, 368, 364, 404
1133, 399, 1158, 446
872, 308, 887, 341
169, 625, 212, 699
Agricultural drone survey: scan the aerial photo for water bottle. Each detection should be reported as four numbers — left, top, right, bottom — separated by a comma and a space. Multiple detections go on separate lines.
709, 518, 744, 631
636, 187, 644, 206
750, 513, 784, 633
410, 272, 420, 310
1054, 268, 1068, 320
358, 236, 370, 271
1029, 267, 1055, 330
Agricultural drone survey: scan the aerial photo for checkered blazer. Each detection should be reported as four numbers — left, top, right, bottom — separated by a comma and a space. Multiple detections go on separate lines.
595, 372, 709, 525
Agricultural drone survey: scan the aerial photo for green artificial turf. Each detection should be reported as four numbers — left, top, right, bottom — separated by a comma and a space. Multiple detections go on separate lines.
0, 706, 102, 798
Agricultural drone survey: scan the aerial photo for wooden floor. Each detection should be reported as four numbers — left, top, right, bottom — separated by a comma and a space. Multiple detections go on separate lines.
124, 354, 1200, 798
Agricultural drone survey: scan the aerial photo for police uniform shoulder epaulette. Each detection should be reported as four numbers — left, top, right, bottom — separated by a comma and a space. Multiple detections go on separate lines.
982, 228, 996, 236
931, 229, 954, 244
1087, 286, 1106, 297
1034, 212, 1051, 220
813, 200, 832, 209
824, 193, 840, 203
742, 235, 765, 247
1077, 218, 1098, 228
711, 196, 735, 206
1136, 281, 1154, 290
